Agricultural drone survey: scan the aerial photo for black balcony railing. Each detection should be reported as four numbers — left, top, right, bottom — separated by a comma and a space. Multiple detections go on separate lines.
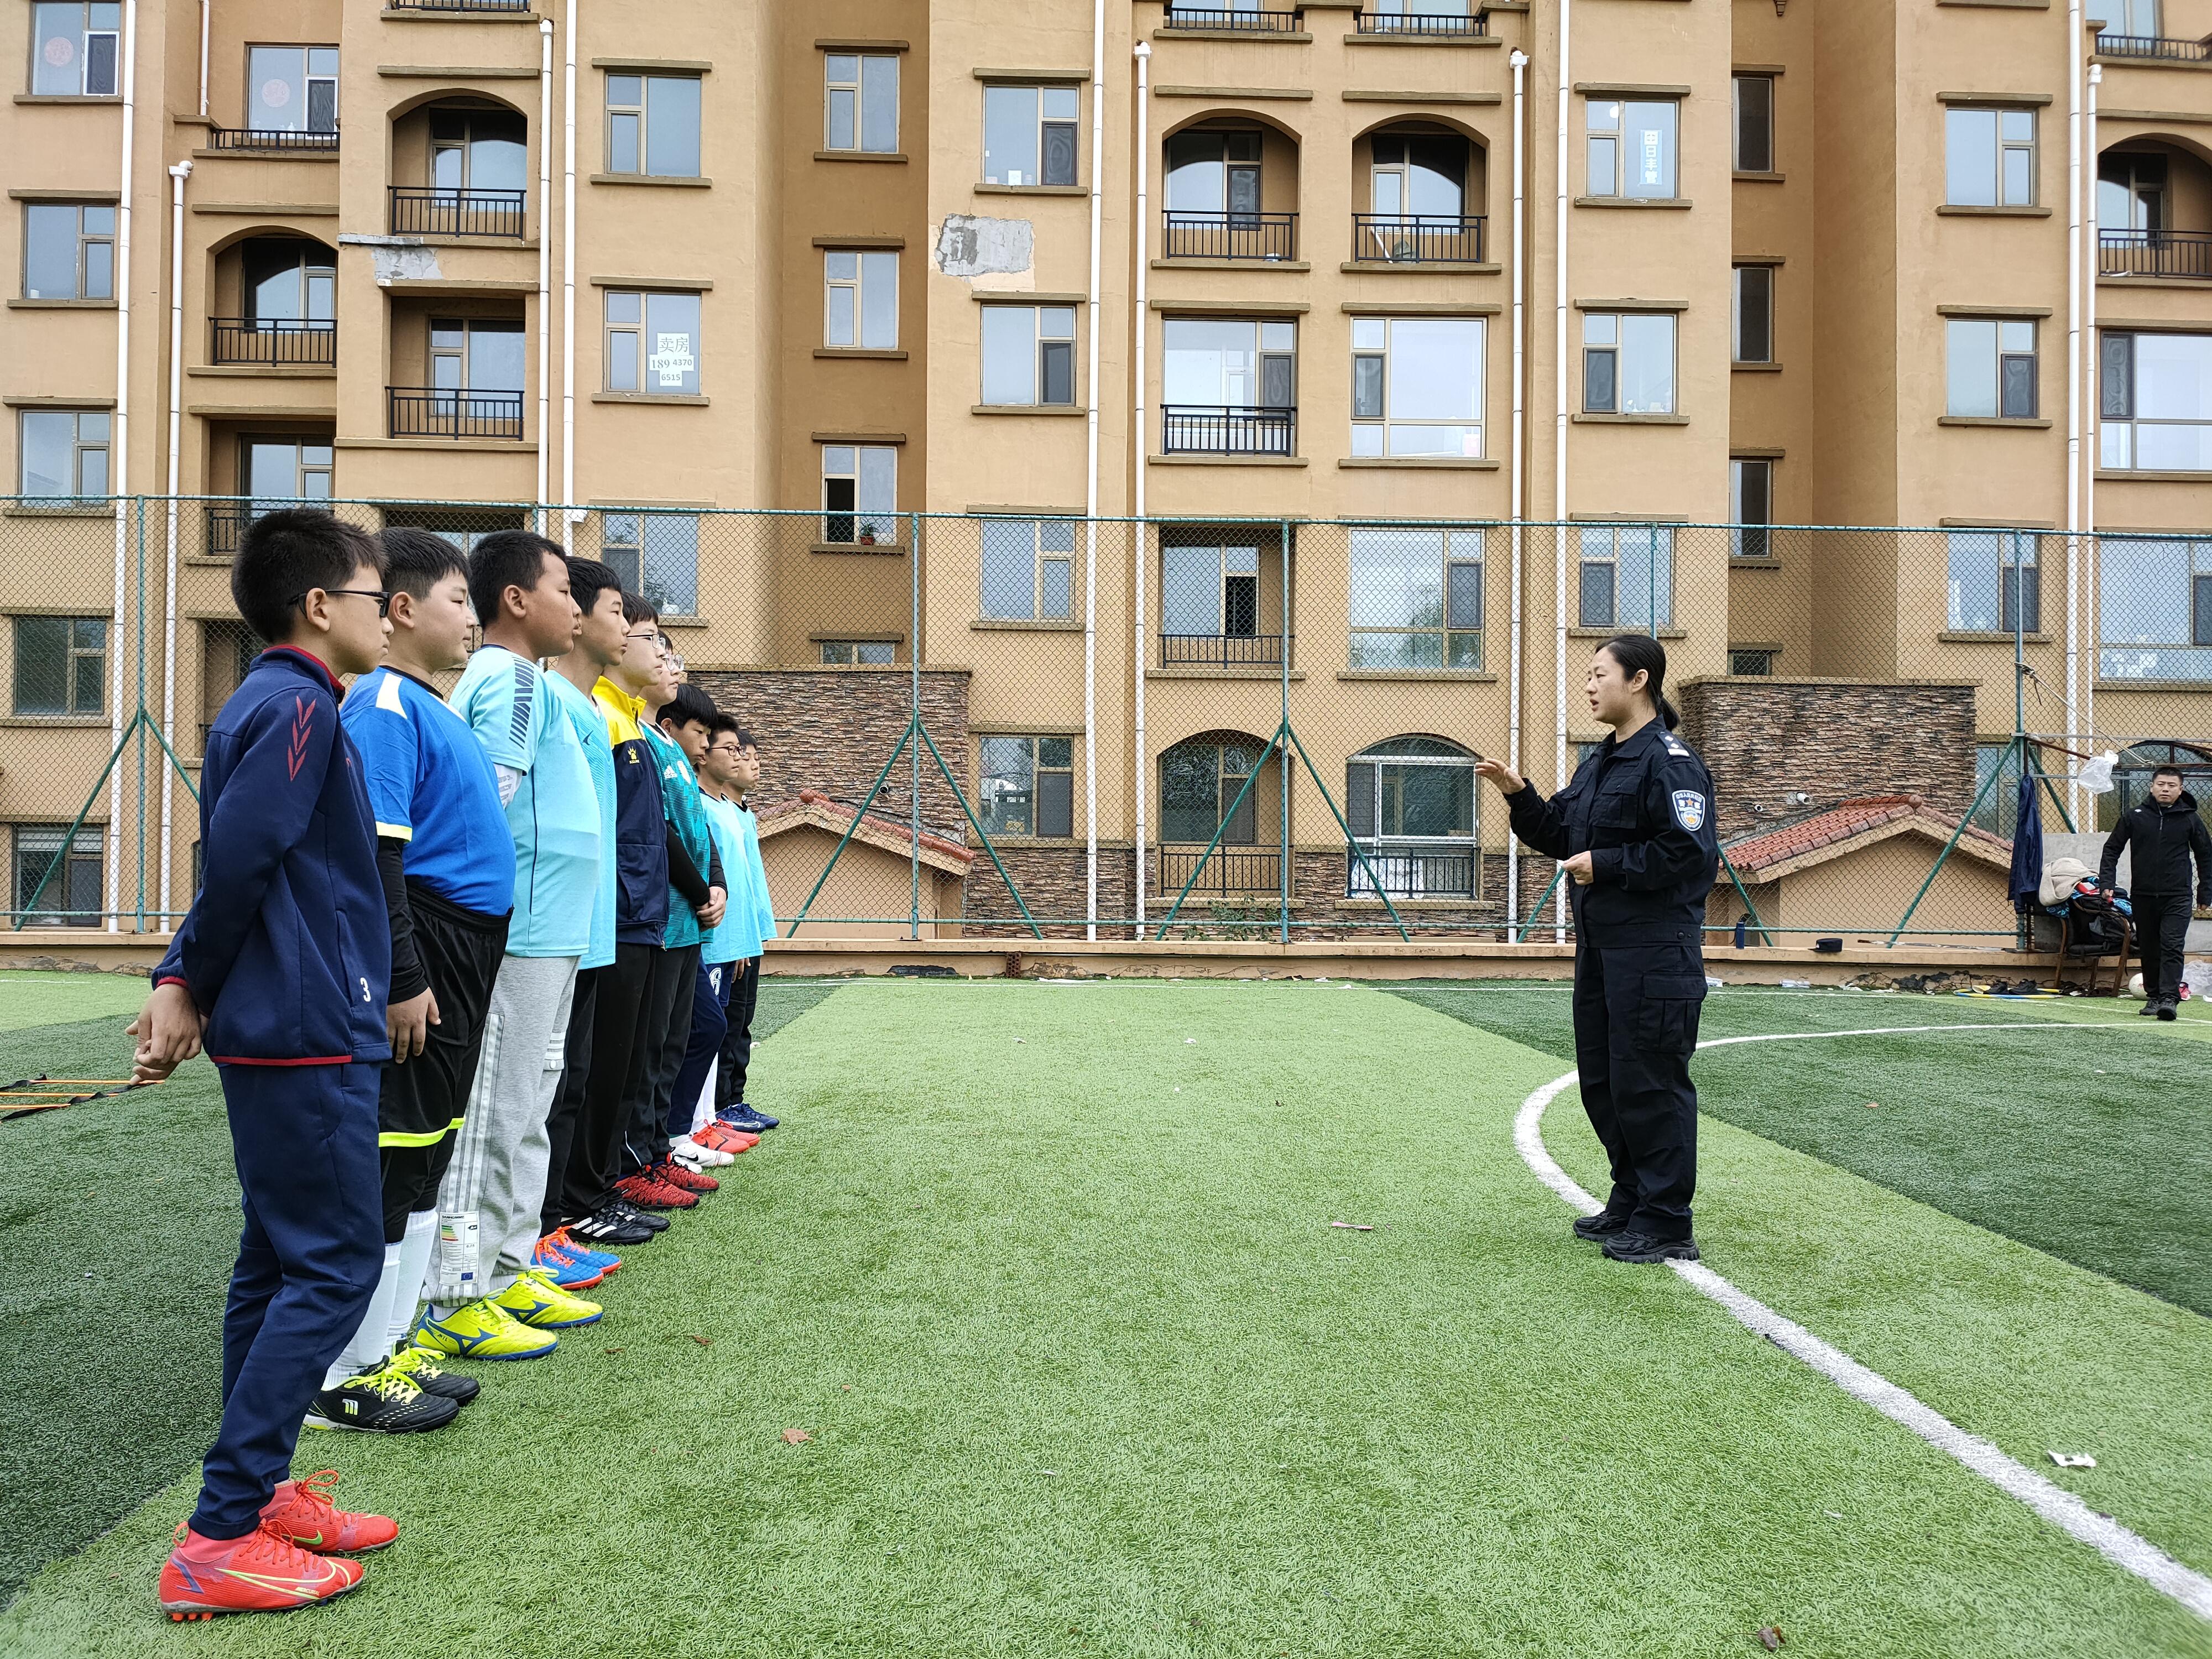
1162, 404, 1296, 456
204, 504, 252, 556
1346, 846, 1479, 899
210, 318, 338, 364
388, 387, 525, 440
1161, 4, 1302, 31
388, 186, 529, 238
1160, 633, 1287, 667
1159, 846, 1283, 896
2100, 227, 2212, 280
1354, 8, 1486, 36
2094, 33, 2212, 60
206, 126, 340, 152
1162, 211, 1298, 262
1350, 213, 1488, 264
386, 0, 534, 9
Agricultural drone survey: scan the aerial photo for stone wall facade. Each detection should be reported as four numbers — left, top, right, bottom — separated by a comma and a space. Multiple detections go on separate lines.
1676, 677, 1980, 839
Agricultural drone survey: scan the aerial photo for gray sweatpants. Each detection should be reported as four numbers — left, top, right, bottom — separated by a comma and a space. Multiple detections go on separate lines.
434, 953, 578, 1299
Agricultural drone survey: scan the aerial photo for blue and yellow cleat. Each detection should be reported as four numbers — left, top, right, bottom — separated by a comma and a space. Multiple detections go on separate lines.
411, 1300, 559, 1362
492, 1267, 604, 1330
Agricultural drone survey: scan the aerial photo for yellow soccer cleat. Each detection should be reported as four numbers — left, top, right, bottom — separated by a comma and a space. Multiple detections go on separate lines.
490, 1267, 604, 1331
410, 1298, 559, 1361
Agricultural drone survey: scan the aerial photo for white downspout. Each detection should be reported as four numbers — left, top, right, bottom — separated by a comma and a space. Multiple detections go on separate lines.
1082, 0, 1105, 941
2084, 62, 2101, 765
561, 0, 578, 514
196, 0, 207, 117
107, 0, 138, 932
1133, 41, 1152, 932
2065, 0, 2083, 821
536, 19, 553, 520
161, 159, 190, 928
1553, 0, 1571, 944
1508, 49, 1527, 940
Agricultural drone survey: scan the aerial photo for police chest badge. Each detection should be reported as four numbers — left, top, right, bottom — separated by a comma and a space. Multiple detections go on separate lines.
1671, 790, 1707, 832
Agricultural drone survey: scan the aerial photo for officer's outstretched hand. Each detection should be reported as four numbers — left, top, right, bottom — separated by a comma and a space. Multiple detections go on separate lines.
1474, 757, 1525, 795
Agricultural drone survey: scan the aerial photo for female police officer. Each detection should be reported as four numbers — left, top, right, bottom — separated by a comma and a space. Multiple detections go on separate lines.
1475, 635, 1719, 1264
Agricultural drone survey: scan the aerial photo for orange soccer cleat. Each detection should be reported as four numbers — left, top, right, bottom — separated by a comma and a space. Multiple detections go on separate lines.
692, 1121, 759, 1155
651, 1158, 718, 1194
259, 1470, 398, 1554
157, 1521, 366, 1621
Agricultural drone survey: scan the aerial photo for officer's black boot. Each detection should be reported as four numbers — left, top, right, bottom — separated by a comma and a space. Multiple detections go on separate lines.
1601, 1232, 1700, 1265
1572, 1208, 1632, 1241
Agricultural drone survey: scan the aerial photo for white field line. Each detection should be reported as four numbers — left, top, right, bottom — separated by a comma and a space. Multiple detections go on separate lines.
1514, 1022, 2212, 1623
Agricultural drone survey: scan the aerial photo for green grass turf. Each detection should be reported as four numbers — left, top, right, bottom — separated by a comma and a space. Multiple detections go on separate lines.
0, 975, 837, 1611
3, 979, 2206, 1656
0, 969, 151, 1035
1390, 984, 2212, 1315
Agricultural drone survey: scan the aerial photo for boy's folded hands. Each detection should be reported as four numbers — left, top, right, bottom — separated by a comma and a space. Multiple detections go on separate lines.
127, 982, 205, 1083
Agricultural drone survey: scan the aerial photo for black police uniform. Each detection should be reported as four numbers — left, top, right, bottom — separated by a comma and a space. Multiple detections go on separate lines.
1506, 718, 1720, 1243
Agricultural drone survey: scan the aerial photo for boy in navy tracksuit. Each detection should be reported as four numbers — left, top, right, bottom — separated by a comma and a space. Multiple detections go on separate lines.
133, 509, 401, 1620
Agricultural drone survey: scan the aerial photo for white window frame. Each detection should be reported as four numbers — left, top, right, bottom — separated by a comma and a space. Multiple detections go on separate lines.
1349, 315, 1486, 458
18, 408, 109, 497
603, 290, 702, 395
980, 518, 1077, 622
820, 639, 895, 666
1585, 97, 1679, 200
2098, 535, 2212, 681
821, 445, 897, 544
1577, 524, 1675, 630
10, 823, 102, 925
31, 3, 118, 97
822, 250, 898, 351
979, 735, 1076, 839
1581, 312, 1677, 415
604, 71, 702, 178
979, 304, 1077, 407
600, 510, 699, 617
10, 614, 106, 716
823, 53, 898, 154
2100, 331, 2212, 472
982, 84, 1080, 187
1945, 107, 2037, 208
1345, 738, 1480, 898
21, 200, 114, 300
1946, 529, 2041, 635
1346, 525, 1485, 670
1946, 316, 2038, 419
245, 44, 338, 134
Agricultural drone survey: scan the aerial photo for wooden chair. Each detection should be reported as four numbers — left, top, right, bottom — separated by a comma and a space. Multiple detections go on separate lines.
2052, 911, 2135, 997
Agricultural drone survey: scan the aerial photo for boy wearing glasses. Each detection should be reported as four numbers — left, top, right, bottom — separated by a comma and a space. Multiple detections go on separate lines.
415, 533, 603, 1363
134, 509, 403, 1618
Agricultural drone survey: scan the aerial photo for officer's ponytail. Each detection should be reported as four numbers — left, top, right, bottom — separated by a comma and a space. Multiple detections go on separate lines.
1599, 634, 1680, 731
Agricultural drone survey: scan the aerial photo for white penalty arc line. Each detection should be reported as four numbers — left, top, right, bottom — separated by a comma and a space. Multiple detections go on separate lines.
1514, 1021, 2212, 1623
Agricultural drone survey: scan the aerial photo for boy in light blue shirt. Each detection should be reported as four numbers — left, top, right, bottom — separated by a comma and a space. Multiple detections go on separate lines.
709, 723, 779, 1135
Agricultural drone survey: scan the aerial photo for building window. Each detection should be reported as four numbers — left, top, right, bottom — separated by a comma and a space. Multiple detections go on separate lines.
1729, 648, 1777, 676
1732, 265, 1773, 364
2089, 0, 2163, 37
1945, 107, 2036, 208
823, 251, 897, 351
199, 618, 259, 749
1578, 525, 1674, 630
1346, 736, 1478, 898
1162, 319, 1296, 452
824, 53, 897, 154
30, 3, 118, 97
1160, 739, 1261, 845
1166, 129, 1261, 219
984, 84, 1078, 186
1585, 98, 1678, 199
820, 640, 895, 665
604, 290, 701, 394
980, 305, 1076, 406
821, 445, 896, 544
1946, 529, 2040, 634
430, 107, 526, 192
1350, 316, 1484, 458
1347, 526, 1483, 670
979, 735, 1074, 838
11, 615, 105, 715
247, 45, 337, 133
1733, 74, 1774, 173
605, 72, 701, 177
11, 825, 101, 925
242, 237, 334, 325
18, 409, 108, 497
1162, 538, 1263, 659
22, 201, 113, 300
2101, 332, 2212, 472
981, 518, 1076, 622
2099, 150, 2167, 233
599, 512, 697, 617
1582, 312, 1676, 414
1947, 317, 2037, 419
241, 437, 332, 510
2099, 536, 2212, 681
1730, 459, 1773, 559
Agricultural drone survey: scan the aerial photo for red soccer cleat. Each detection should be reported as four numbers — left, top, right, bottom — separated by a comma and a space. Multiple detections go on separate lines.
692, 1122, 759, 1154
652, 1158, 718, 1194
617, 1171, 698, 1210
259, 1470, 397, 1553
158, 1521, 366, 1620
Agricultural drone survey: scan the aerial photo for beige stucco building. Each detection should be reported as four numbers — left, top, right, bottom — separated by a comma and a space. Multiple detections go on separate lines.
2, 0, 2208, 938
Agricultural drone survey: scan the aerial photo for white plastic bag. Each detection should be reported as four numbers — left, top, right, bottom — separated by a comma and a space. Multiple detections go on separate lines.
2077, 750, 2119, 794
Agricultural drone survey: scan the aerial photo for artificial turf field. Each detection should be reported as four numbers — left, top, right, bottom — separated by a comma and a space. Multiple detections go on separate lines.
1, 968, 2209, 1657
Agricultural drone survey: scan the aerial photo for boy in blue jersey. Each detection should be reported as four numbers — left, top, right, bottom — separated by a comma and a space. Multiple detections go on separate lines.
134, 509, 400, 1619
314, 529, 515, 1435
711, 727, 781, 1134
532, 556, 652, 1259
617, 672, 727, 1206
416, 532, 604, 1361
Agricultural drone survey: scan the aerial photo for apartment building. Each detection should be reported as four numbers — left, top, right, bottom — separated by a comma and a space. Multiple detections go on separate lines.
2, 0, 2208, 936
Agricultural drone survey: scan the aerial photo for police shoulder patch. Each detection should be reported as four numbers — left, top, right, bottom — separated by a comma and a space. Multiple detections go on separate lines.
1671, 790, 1707, 832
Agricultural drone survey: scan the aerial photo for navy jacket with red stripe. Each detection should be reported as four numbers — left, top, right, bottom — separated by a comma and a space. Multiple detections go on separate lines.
155, 646, 393, 1066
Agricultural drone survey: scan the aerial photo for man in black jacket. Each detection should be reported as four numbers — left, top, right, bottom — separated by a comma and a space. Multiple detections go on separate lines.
2100, 765, 2212, 1020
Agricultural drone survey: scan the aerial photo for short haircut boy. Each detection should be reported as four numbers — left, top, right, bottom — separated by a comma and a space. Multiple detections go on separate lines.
622, 590, 658, 628
231, 508, 383, 644
566, 556, 622, 620
660, 683, 718, 731
468, 529, 565, 629
379, 525, 469, 602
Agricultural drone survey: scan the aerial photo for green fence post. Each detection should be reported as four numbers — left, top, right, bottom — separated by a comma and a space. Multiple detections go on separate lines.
1512, 867, 1564, 945
1282, 723, 1411, 943
1886, 732, 2017, 946
1154, 731, 1273, 942
912, 720, 1044, 941
784, 723, 914, 938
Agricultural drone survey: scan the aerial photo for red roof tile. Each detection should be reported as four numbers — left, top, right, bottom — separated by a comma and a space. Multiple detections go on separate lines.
1724, 794, 2011, 876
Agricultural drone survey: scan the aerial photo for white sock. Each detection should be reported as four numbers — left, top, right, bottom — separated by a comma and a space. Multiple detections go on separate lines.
691, 1058, 719, 1135
387, 1209, 438, 1352
325, 1241, 404, 1387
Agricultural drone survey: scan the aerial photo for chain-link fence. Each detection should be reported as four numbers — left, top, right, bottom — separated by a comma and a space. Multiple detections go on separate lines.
4, 497, 2207, 953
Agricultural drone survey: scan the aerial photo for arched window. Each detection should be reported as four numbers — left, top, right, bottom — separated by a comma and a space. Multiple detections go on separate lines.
1160, 737, 1264, 845
1346, 736, 1478, 896
2101, 740, 2212, 832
